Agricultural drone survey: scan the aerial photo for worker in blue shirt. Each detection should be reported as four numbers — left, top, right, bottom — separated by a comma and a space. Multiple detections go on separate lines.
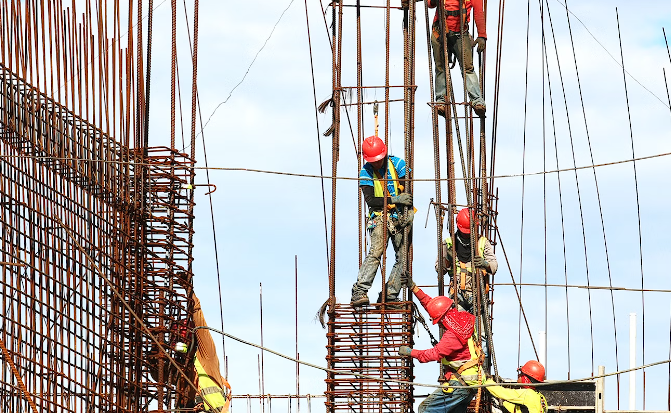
351, 136, 413, 307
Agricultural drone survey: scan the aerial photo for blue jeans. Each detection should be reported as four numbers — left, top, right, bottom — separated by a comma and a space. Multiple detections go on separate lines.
430, 25, 485, 107
351, 215, 409, 301
419, 380, 474, 413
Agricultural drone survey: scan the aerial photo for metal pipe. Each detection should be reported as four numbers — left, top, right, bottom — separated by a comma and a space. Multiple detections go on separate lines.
629, 313, 636, 410
596, 365, 605, 413
539, 331, 547, 374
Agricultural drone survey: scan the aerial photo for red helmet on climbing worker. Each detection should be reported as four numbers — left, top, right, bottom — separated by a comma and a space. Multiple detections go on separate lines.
362, 136, 387, 163
518, 360, 545, 383
426, 296, 454, 324
456, 208, 473, 234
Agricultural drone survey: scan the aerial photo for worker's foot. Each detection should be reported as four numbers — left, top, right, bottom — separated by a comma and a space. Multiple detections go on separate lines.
350, 294, 370, 308
472, 103, 486, 117
376, 293, 406, 309
436, 103, 446, 118
427, 101, 446, 118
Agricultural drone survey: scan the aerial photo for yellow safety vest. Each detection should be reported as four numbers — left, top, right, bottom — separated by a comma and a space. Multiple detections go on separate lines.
441, 335, 483, 385
372, 160, 400, 198
195, 358, 228, 412
444, 236, 487, 268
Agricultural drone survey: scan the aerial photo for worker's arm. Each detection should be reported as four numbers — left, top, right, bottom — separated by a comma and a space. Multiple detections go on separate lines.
427, 0, 437, 8
485, 381, 545, 413
435, 240, 453, 275
471, 0, 487, 38
412, 286, 433, 310
483, 238, 498, 275
410, 328, 464, 362
361, 185, 395, 209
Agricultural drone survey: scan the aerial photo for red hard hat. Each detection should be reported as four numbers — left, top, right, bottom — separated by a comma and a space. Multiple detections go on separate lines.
426, 296, 454, 324
456, 208, 472, 234
362, 136, 387, 163
518, 360, 545, 382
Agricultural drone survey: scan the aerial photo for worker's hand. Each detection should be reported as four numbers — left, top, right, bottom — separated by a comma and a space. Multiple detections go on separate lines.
402, 273, 416, 290
391, 193, 413, 206
444, 243, 454, 261
398, 346, 413, 357
472, 256, 489, 270
400, 209, 414, 227
474, 37, 486, 53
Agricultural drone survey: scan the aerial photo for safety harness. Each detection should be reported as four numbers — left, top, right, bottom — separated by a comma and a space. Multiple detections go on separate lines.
368, 160, 410, 235
194, 358, 229, 412
445, 236, 488, 295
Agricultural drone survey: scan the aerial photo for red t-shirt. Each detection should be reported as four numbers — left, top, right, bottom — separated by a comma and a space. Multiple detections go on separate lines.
410, 288, 471, 363
428, 0, 487, 39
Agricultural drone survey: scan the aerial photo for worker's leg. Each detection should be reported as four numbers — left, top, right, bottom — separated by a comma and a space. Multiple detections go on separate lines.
430, 22, 447, 102
450, 32, 485, 108
385, 223, 411, 301
418, 381, 474, 413
352, 216, 388, 300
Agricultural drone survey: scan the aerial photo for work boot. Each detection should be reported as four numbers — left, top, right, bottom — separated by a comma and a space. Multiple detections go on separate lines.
436, 102, 446, 118
376, 293, 405, 310
350, 294, 370, 308
472, 103, 486, 117
427, 101, 446, 118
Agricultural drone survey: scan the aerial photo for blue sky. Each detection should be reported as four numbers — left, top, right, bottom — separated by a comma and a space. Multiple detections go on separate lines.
139, 0, 671, 411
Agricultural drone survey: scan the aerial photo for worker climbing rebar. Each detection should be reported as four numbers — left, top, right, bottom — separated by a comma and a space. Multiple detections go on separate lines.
436, 208, 497, 313
485, 361, 548, 413
350, 135, 413, 307
398, 281, 484, 413
427, 0, 487, 117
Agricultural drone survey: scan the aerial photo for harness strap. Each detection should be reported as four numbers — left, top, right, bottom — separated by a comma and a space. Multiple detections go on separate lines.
459, 262, 468, 290
200, 386, 227, 396
444, 9, 465, 17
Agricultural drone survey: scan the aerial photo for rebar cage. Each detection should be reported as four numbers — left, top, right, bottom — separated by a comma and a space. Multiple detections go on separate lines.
0, 63, 196, 412
326, 303, 414, 413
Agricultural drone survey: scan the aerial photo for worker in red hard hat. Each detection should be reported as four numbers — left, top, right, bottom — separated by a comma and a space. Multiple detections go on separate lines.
436, 207, 497, 314
397, 281, 483, 413
351, 136, 413, 307
484, 360, 548, 413
423, 0, 487, 117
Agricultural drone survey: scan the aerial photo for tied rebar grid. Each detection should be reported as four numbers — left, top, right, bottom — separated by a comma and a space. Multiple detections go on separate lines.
326, 303, 414, 413
141, 146, 197, 409
0, 63, 195, 412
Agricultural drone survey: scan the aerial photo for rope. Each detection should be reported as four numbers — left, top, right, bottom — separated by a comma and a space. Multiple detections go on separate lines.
2, 149, 671, 180
195, 326, 671, 390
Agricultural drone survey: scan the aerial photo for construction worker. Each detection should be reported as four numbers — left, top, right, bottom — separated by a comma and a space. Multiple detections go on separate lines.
427, 0, 487, 117
351, 135, 413, 307
436, 208, 497, 313
171, 296, 231, 412
398, 282, 483, 413
485, 360, 548, 413
191, 296, 230, 412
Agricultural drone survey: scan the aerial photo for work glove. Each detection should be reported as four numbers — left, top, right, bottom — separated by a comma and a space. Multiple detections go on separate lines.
398, 346, 413, 357
400, 272, 416, 290
391, 193, 413, 206
399, 209, 414, 228
474, 37, 486, 53
472, 256, 489, 270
